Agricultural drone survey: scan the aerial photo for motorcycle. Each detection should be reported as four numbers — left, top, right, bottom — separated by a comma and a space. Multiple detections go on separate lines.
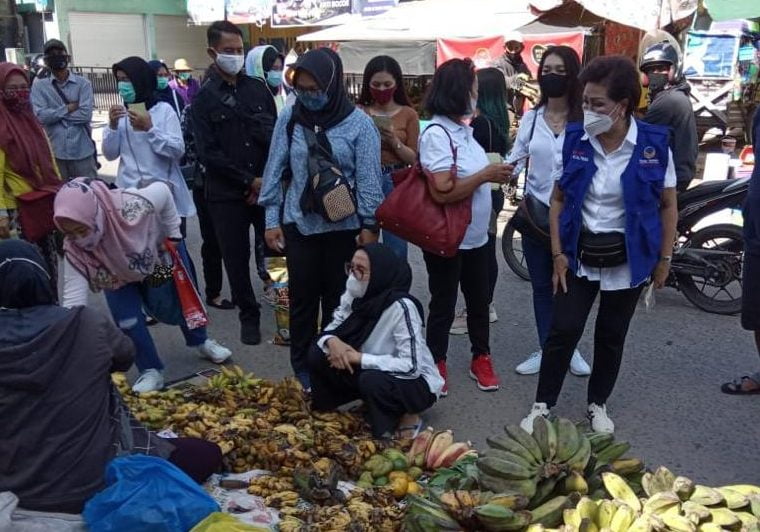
501, 177, 749, 315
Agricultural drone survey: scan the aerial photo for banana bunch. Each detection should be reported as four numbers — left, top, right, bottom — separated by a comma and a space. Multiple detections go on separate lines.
263, 490, 299, 509
247, 475, 295, 497
406, 427, 476, 471
477, 417, 592, 502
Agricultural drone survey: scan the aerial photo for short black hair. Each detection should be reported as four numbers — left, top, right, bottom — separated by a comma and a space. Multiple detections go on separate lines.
579, 55, 641, 116
207, 20, 243, 48
424, 58, 476, 117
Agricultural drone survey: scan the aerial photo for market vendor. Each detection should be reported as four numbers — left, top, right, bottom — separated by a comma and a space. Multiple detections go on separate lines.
0, 239, 222, 514
307, 243, 445, 439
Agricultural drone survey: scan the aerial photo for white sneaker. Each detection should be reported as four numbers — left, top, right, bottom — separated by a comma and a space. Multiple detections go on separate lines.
132, 369, 164, 393
587, 403, 614, 433
520, 402, 550, 433
489, 303, 498, 323
570, 350, 591, 376
197, 338, 232, 364
515, 350, 542, 375
449, 308, 468, 335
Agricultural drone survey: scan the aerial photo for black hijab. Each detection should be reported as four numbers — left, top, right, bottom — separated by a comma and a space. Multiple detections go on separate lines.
292, 48, 354, 130
0, 239, 55, 309
147, 60, 185, 116
112, 56, 158, 110
326, 243, 424, 349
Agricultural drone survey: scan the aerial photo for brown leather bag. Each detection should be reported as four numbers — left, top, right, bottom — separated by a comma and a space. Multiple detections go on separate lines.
377, 124, 472, 258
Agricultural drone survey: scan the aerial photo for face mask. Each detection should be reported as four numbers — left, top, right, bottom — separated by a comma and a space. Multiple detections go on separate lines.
647, 73, 668, 96
178, 72, 191, 81
117, 81, 136, 104
47, 54, 68, 71
2, 89, 31, 112
370, 86, 395, 105
346, 273, 368, 298
215, 53, 244, 76
297, 89, 329, 111
539, 73, 569, 98
583, 104, 620, 137
157, 77, 170, 90
266, 70, 283, 88
73, 231, 100, 251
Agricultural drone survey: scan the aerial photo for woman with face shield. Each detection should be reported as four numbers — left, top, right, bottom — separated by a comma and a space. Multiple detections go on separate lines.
520, 56, 678, 434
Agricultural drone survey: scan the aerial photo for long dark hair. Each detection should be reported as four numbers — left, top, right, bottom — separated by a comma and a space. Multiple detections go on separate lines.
424, 58, 476, 118
476, 68, 509, 154
358, 55, 412, 107
536, 45, 583, 121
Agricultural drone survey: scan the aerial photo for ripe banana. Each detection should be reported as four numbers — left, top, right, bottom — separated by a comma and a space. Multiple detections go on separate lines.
576, 497, 598, 522
722, 484, 760, 496
555, 418, 582, 463
610, 458, 644, 476
681, 501, 711, 524
602, 472, 642, 513
716, 487, 749, 510
532, 416, 558, 462
425, 430, 454, 469
596, 499, 618, 529
488, 493, 530, 510
564, 471, 589, 495
662, 512, 697, 532
689, 485, 725, 506
709, 507, 741, 528
504, 424, 544, 463
609, 502, 636, 532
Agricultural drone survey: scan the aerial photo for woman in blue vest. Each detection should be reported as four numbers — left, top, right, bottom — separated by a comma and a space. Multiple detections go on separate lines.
520, 56, 678, 434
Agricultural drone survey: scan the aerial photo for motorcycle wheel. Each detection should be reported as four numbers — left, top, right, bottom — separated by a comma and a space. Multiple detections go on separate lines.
677, 223, 743, 315
501, 222, 531, 281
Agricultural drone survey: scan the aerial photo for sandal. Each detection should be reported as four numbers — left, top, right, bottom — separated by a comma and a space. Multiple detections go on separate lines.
206, 298, 235, 310
720, 375, 760, 395
395, 419, 424, 440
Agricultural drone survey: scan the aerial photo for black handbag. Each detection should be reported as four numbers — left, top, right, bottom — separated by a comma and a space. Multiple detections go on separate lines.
578, 231, 627, 268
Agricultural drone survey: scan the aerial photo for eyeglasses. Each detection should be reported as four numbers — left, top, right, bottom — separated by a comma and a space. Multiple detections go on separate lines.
344, 262, 369, 281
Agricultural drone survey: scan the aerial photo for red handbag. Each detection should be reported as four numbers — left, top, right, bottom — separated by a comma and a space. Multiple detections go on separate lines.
166, 241, 208, 330
377, 124, 472, 258
16, 183, 62, 242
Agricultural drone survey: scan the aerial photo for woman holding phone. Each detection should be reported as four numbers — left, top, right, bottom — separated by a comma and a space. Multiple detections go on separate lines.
358, 55, 419, 260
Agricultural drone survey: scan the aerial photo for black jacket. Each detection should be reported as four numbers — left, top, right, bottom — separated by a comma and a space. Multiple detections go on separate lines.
191, 66, 277, 202
643, 81, 697, 184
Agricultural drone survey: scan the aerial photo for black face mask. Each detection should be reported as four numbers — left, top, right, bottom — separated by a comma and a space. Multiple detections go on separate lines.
647, 73, 668, 97
47, 54, 68, 71
539, 73, 569, 98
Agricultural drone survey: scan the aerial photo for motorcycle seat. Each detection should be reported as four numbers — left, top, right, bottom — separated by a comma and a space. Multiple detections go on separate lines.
677, 180, 735, 210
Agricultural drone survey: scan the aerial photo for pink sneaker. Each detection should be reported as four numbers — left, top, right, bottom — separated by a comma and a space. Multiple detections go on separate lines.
469, 354, 500, 391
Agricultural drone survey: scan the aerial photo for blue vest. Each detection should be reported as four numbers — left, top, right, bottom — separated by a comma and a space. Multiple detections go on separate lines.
558, 120, 670, 287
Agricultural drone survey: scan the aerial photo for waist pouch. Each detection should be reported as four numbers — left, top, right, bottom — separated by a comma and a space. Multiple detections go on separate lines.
578, 231, 627, 268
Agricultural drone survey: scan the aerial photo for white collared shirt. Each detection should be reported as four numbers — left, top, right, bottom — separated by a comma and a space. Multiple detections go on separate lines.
419, 115, 492, 249
556, 120, 677, 290
508, 107, 565, 207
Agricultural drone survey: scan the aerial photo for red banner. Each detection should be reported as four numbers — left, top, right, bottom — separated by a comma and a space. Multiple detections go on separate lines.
436, 36, 505, 69
521, 32, 585, 77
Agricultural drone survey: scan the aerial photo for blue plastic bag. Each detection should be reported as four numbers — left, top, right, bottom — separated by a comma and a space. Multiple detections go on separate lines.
83, 455, 219, 532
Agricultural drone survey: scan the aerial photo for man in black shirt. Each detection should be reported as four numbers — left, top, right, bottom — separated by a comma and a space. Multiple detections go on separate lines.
192, 20, 277, 345
493, 34, 531, 118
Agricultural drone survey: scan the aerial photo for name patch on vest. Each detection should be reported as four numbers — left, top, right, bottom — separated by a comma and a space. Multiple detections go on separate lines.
639, 145, 661, 166
571, 149, 590, 162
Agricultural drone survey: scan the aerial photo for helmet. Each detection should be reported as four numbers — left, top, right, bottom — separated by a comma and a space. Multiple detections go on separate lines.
640, 41, 680, 74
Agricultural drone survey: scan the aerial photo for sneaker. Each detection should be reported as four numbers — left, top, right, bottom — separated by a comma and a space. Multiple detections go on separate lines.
587, 403, 614, 433
241, 321, 261, 345
570, 350, 591, 376
132, 369, 164, 393
489, 303, 498, 323
520, 402, 550, 433
197, 338, 232, 364
436, 360, 448, 397
449, 309, 468, 335
469, 354, 500, 391
515, 350, 542, 375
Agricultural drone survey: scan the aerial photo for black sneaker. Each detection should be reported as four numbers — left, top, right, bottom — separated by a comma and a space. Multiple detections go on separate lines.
241, 321, 261, 345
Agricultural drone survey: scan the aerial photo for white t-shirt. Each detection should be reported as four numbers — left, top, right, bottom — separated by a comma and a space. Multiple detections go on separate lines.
419, 115, 492, 249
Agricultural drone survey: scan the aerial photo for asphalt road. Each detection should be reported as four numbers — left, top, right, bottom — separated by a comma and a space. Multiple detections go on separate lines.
91, 114, 760, 487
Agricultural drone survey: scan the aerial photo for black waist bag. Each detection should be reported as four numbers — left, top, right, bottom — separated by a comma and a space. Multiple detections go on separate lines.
578, 231, 627, 268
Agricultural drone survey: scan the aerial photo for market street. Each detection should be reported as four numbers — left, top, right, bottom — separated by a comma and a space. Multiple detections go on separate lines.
86, 119, 760, 487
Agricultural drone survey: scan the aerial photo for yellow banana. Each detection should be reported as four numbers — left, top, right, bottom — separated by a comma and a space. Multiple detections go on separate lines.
661, 512, 697, 532
716, 487, 749, 510
602, 472, 642, 513
609, 503, 635, 532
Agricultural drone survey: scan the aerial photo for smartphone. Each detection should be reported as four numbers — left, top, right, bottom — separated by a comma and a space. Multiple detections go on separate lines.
372, 115, 393, 131
130, 102, 147, 115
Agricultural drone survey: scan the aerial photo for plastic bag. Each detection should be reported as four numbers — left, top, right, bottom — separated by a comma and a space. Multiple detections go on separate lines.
266, 257, 290, 346
82, 455, 219, 532
190, 512, 269, 532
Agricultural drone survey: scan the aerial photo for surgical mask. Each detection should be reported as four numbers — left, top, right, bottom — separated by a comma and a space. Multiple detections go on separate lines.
647, 73, 668, 96
2, 89, 31, 112
266, 70, 283, 88
47, 54, 68, 71
157, 77, 170, 90
370, 86, 395, 105
346, 273, 368, 298
178, 72, 191, 81
539, 73, 569, 98
73, 231, 100, 251
117, 81, 136, 104
583, 104, 620, 137
215, 53, 244, 76
297, 89, 329, 111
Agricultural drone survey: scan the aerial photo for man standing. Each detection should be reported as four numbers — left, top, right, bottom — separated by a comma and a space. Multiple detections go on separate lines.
30, 39, 97, 180
494, 33, 531, 117
192, 20, 277, 345
640, 41, 698, 192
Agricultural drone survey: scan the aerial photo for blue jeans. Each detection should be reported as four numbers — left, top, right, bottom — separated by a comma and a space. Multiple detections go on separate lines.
380, 170, 408, 260
522, 233, 554, 349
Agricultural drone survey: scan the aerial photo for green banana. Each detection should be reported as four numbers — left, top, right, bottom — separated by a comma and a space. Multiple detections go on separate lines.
482, 448, 539, 472
594, 441, 631, 466
554, 418, 581, 462
564, 471, 589, 495
587, 432, 615, 453
479, 472, 538, 498
565, 435, 592, 473
602, 472, 641, 512
609, 457, 644, 476
488, 493, 531, 510
500, 510, 533, 531
530, 494, 579, 527
532, 416, 557, 461
528, 477, 561, 508
477, 457, 535, 480
504, 424, 544, 463
487, 434, 541, 466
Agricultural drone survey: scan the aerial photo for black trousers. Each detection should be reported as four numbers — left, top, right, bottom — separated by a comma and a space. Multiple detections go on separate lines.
536, 273, 644, 407
284, 224, 358, 376
423, 243, 491, 362
307, 344, 436, 438
193, 188, 224, 301
206, 200, 267, 326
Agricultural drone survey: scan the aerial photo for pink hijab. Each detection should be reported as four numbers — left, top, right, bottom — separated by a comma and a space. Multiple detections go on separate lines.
53, 179, 165, 291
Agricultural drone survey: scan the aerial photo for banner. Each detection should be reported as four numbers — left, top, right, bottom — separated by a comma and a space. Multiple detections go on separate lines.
227, 0, 273, 24
436, 36, 505, 69
521, 32, 585, 77
352, 0, 398, 16
271, 0, 352, 27
187, 0, 225, 25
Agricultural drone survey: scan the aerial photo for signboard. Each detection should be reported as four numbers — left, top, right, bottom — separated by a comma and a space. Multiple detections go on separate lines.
187, 0, 226, 25
683, 32, 740, 79
436, 36, 505, 69
521, 32, 585, 77
227, 0, 273, 24
271, 0, 352, 27
351, 0, 398, 16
